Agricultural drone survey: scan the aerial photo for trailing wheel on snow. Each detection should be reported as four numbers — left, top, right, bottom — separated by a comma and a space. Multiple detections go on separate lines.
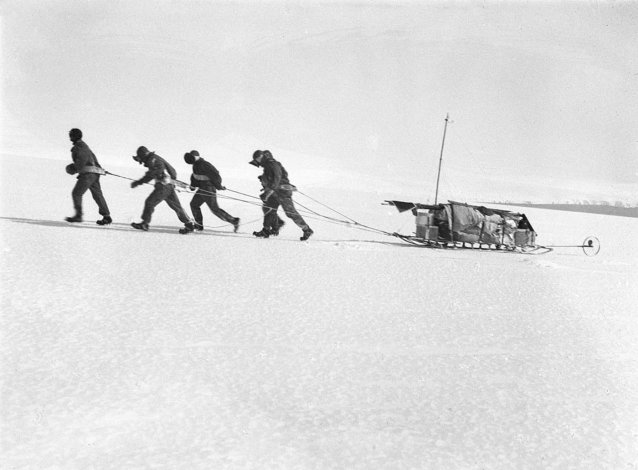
582, 236, 600, 257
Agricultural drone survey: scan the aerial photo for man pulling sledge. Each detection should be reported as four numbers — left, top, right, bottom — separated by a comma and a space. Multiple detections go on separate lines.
129, 146, 195, 234
65, 128, 112, 225
183, 150, 240, 232
258, 173, 286, 236
249, 150, 313, 241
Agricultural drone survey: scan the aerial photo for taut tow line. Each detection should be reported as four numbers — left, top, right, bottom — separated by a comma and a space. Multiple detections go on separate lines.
102, 171, 600, 255
103, 170, 392, 236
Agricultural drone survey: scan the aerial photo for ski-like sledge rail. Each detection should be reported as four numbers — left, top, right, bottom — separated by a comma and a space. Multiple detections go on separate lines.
383, 200, 600, 256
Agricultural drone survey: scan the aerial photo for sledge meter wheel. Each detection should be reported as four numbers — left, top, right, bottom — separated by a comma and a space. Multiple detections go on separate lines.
582, 236, 600, 257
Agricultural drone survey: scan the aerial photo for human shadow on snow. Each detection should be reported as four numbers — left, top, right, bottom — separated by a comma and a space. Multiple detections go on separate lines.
0, 216, 411, 247
0, 216, 242, 238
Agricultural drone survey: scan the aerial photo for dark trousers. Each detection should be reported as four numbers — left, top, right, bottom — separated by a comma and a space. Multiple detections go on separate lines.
190, 189, 235, 225
263, 190, 308, 230
72, 173, 110, 217
141, 183, 191, 225
261, 203, 285, 232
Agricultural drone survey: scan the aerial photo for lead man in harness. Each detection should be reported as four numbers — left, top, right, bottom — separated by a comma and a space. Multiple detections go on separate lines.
130, 146, 195, 234
65, 128, 112, 225
183, 150, 240, 232
249, 150, 313, 241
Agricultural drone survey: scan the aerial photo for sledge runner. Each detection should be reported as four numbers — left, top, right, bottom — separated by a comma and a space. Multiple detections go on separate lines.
249, 150, 313, 240
65, 128, 112, 225
129, 146, 195, 234
183, 150, 240, 232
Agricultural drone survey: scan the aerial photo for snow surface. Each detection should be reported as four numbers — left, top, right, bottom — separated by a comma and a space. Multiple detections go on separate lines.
1, 155, 637, 469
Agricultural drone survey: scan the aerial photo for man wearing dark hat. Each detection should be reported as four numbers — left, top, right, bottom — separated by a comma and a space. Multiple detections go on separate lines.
130, 146, 195, 234
249, 150, 313, 241
183, 150, 240, 232
65, 128, 112, 225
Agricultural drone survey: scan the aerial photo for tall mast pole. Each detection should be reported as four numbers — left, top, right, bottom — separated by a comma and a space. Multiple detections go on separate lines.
434, 113, 449, 206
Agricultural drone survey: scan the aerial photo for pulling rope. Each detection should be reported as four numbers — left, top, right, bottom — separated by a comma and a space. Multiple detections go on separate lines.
104, 170, 139, 182
295, 192, 394, 236
295, 190, 358, 223
104, 171, 238, 230
172, 177, 391, 236
102, 169, 394, 237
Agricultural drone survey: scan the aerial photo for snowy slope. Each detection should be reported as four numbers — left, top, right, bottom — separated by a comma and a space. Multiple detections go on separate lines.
1, 155, 637, 469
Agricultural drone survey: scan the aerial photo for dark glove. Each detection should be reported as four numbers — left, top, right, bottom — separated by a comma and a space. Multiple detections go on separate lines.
131, 180, 141, 188
65, 163, 77, 175
219, 185, 226, 191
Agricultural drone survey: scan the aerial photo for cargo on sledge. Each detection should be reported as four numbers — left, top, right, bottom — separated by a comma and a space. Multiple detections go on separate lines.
385, 199, 545, 253
382, 114, 600, 256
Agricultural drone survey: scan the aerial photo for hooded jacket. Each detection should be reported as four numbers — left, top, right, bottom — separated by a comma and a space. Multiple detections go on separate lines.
190, 158, 223, 191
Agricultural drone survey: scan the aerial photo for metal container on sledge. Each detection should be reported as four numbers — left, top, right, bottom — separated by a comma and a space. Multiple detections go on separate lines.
415, 210, 438, 240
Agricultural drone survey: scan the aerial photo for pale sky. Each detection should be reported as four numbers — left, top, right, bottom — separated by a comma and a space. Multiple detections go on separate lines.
2, 0, 637, 203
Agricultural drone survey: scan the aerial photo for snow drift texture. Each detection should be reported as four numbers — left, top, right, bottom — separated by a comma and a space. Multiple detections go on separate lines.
1, 155, 637, 469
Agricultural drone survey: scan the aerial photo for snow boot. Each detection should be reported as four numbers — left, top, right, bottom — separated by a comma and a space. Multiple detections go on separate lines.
96, 216, 112, 226
179, 222, 195, 234
300, 227, 314, 241
65, 215, 83, 223
194, 222, 204, 231
253, 228, 271, 238
232, 218, 240, 233
131, 222, 149, 231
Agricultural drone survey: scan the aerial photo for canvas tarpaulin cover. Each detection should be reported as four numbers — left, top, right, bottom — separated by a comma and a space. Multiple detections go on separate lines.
442, 203, 520, 245
386, 200, 535, 246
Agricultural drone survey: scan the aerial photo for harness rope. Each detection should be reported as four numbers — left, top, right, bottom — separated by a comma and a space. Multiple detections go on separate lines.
103, 170, 392, 236
102, 168, 562, 255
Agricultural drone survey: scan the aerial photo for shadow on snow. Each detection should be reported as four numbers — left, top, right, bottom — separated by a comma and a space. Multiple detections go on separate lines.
0, 216, 240, 238
0, 216, 408, 247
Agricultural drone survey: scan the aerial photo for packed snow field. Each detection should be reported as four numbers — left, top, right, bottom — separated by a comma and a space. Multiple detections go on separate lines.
1, 155, 637, 469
